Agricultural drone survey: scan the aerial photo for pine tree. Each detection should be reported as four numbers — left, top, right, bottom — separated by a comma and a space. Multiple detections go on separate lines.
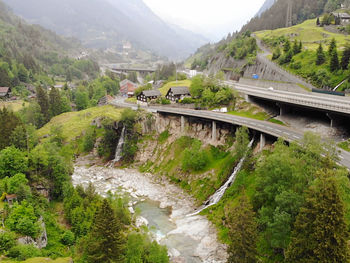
49, 87, 62, 117
86, 199, 125, 263
36, 86, 50, 122
328, 38, 337, 56
285, 172, 349, 263
316, 17, 320, 26
227, 193, 258, 263
341, 45, 350, 70
292, 39, 301, 55
298, 41, 303, 53
330, 49, 339, 72
316, 43, 326, 65
283, 40, 291, 53
0, 67, 11, 87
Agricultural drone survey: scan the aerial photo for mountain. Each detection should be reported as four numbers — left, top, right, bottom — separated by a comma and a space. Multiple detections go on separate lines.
255, 0, 276, 17
3, 0, 208, 60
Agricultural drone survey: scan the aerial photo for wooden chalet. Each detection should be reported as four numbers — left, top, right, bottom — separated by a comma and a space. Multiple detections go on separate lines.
137, 90, 161, 102
4, 194, 17, 205
0, 87, 11, 99
166, 86, 191, 102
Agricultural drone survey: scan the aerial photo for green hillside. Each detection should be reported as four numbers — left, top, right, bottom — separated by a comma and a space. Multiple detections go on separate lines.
256, 18, 350, 90
256, 19, 350, 50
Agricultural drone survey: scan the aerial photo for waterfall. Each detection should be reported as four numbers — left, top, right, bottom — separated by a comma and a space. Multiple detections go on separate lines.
110, 125, 126, 167
188, 139, 254, 216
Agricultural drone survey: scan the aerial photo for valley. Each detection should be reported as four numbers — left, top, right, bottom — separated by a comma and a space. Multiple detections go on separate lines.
1, 0, 350, 262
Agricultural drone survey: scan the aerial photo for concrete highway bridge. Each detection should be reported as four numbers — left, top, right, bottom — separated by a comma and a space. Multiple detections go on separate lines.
110, 67, 156, 74
223, 81, 350, 127
111, 100, 350, 170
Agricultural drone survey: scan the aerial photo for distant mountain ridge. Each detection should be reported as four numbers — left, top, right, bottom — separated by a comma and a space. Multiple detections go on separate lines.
3, 0, 208, 59
255, 0, 276, 17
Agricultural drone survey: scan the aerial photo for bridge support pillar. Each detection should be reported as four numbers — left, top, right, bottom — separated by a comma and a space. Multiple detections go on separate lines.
260, 133, 266, 152
181, 116, 186, 133
279, 104, 289, 117
212, 121, 217, 141
244, 94, 252, 103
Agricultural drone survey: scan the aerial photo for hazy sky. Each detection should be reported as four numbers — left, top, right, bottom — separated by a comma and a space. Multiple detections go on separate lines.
143, 0, 266, 41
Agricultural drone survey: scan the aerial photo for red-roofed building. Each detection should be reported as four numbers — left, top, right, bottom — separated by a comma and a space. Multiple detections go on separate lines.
120, 79, 137, 97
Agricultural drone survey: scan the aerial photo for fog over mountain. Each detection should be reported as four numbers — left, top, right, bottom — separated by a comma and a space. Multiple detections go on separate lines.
255, 0, 276, 17
3, 0, 208, 60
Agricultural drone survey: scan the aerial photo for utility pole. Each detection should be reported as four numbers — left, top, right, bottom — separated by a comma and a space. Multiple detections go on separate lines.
286, 0, 293, 27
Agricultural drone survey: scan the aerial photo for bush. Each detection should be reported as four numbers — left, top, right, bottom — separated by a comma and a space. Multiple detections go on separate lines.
83, 127, 97, 152
182, 140, 208, 172
180, 98, 195, 104
0, 231, 16, 253
8, 244, 41, 260
156, 98, 171, 105
61, 230, 75, 246
0, 146, 28, 179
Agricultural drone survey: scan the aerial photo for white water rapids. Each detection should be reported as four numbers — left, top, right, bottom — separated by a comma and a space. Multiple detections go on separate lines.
72, 162, 227, 263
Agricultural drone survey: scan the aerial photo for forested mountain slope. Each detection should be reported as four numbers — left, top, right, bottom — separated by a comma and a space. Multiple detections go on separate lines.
242, 0, 350, 32
3, 0, 208, 59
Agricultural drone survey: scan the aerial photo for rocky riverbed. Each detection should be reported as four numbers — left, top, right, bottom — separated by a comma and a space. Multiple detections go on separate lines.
72, 160, 227, 263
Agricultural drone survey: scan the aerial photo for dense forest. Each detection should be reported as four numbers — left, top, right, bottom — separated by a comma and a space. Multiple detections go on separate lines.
241, 0, 350, 32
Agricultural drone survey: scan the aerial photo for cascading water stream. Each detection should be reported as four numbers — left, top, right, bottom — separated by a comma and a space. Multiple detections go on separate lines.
109, 125, 126, 167
188, 139, 254, 216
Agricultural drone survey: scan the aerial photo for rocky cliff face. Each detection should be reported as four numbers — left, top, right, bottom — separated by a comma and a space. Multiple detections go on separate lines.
135, 113, 232, 163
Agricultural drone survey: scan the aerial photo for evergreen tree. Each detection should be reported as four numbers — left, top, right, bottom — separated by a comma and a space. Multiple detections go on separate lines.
49, 87, 62, 117
86, 199, 125, 263
341, 45, 350, 70
316, 17, 320, 25
227, 193, 258, 263
298, 41, 303, 53
0, 108, 23, 150
0, 67, 11, 87
328, 38, 337, 56
36, 86, 50, 122
316, 43, 326, 65
272, 47, 281, 60
283, 40, 291, 53
293, 40, 300, 55
285, 172, 349, 263
330, 48, 339, 72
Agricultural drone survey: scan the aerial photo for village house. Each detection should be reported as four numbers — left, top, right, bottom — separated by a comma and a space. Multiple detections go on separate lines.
120, 79, 137, 97
137, 90, 161, 104
165, 86, 191, 102
332, 12, 350, 24
0, 87, 11, 99
4, 194, 18, 206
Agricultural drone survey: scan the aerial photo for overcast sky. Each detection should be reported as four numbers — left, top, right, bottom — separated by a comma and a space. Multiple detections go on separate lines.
143, 0, 266, 41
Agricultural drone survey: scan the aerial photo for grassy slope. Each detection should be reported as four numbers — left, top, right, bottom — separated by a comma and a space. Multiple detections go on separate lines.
37, 105, 123, 141
255, 18, 350, 89
1, 258, 72, 263
159, 80, 192, 96
256, 19, 350, 50
0, 100, 29, 112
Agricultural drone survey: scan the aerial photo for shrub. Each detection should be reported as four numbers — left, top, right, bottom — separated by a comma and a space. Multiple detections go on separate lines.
0, 231, 16, 253
182, 140, 208, 172
61, 230, 75, 246
180, 98, 195, 104
8, 244, 41, 260
83, 127, 97, 152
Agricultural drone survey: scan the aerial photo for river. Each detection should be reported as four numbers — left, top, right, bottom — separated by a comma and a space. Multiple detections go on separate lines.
71, 161, 227, 263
